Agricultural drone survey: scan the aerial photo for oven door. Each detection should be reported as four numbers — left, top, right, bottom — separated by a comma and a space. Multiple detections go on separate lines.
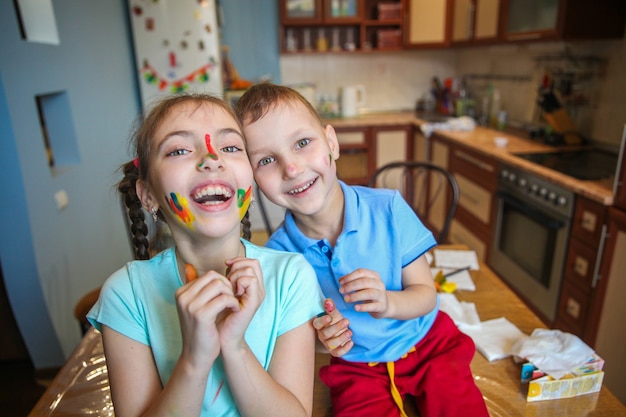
489, 190, 571, 323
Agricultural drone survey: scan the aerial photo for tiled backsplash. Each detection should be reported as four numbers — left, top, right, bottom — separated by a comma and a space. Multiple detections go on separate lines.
281, 35, 626, 146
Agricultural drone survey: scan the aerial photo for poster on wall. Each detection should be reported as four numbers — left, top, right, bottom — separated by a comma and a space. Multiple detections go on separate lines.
128, 0, 223, 108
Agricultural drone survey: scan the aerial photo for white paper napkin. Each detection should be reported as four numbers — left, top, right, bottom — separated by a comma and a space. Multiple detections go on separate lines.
459, 317, 528, 362
438, 293, 481, 326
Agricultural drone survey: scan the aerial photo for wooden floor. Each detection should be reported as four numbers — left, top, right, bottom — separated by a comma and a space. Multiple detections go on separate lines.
0, 359, 50, 417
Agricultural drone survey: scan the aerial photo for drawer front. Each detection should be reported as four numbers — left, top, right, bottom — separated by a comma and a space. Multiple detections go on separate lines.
455, 173, 492, 224
572, 197, 606, 244
564, 238, 598, 292
450, 147, 497, 191
449, 218, 487, 261
556, 280, 590, 337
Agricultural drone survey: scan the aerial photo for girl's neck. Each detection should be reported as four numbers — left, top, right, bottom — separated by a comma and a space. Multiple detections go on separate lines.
175, 236, 245, 278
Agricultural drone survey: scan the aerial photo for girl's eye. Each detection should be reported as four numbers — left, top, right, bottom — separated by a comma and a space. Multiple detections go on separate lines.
296, 138, 311, 149
258, 156, 275, 167
221, 145, 242, 153
166, 148, 189, 157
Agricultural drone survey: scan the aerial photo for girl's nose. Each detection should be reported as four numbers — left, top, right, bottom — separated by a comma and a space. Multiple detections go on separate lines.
197, 152, 224, 172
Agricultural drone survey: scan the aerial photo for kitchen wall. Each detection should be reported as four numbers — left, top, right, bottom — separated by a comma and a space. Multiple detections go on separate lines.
0, 1, 140, 368
281, 33, 626, 147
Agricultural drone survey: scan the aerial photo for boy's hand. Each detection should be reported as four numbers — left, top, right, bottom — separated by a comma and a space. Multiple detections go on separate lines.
312, 299, 353, 357
339, 268, 389, 319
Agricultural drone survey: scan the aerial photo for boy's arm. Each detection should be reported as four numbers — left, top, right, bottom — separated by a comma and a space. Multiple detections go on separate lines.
339, 254, 437, 321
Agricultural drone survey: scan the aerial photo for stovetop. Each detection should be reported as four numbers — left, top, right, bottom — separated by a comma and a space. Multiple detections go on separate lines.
514, 149, 618, 181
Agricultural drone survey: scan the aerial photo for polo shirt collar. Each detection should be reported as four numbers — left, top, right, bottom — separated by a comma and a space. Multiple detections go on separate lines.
283, 180, 359, 251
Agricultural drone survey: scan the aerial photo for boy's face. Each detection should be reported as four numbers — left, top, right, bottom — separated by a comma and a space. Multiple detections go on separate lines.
243, 101, 340, 217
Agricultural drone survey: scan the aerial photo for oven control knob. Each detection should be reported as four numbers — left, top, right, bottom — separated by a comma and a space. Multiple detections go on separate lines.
547, 191, 557, 202
508, 173, 517, 183
501, 169, 509, 179
518, 178, 528, 188
530, 184, 539, 194
539, 187, 548, 197
557, 195, 568, 206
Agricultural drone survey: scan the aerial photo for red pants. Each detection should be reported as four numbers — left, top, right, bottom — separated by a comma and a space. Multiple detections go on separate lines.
319, 311, 489, 417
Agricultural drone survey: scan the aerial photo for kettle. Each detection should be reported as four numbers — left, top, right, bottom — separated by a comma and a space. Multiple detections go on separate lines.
340, 85, 366, 118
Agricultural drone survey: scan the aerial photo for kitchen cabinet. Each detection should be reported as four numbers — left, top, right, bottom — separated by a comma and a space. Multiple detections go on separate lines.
451, 0, 500, 44
405, 0, 451, 47
279, 0, 405, 53
428, 134, 497, 255
501, 0, 626, 42
335, 123, 412, 185
335, 126, 374, 185
554, 196, 608, 347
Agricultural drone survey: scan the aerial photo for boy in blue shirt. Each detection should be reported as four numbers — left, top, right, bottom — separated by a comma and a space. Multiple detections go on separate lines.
236, 83, 488, 417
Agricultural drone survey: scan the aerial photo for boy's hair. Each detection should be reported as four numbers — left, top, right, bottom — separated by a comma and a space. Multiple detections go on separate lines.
235, 82, 321, 128
118, 93, 251, 260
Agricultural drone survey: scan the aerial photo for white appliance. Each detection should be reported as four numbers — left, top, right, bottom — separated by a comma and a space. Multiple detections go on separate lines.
340, 85, 365, 117
127, 0, 223, 108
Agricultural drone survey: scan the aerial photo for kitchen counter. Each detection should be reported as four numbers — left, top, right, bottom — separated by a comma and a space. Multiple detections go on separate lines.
323, 112, 615, 206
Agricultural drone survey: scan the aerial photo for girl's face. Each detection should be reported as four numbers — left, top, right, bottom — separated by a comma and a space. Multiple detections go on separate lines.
140, 101, 253, 240
243, 101, 339, 217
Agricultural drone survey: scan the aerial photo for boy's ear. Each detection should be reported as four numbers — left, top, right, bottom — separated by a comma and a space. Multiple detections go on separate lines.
136, 179, 159, 213
324, 124, 340, 161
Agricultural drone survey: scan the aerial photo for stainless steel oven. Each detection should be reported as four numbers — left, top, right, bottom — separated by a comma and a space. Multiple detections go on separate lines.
489, 165, 575, 323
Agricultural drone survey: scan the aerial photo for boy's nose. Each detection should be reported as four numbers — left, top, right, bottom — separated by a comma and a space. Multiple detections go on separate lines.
281, 158, 302, 179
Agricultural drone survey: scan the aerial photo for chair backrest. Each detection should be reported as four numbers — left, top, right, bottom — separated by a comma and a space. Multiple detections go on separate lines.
368, 161, 459, 244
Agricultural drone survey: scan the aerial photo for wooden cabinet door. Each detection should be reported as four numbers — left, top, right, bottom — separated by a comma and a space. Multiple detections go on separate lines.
406, 0, 451, 47
335, 126, 373, 185
451, 0, 499, 43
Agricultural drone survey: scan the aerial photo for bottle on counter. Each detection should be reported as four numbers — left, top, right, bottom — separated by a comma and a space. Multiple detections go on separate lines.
490, 89, 501, 128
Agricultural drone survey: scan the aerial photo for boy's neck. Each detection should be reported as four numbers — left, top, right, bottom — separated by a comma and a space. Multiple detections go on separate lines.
293, 182, 344, 246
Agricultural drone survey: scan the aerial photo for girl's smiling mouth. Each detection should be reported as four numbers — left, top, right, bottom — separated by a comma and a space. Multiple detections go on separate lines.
192, 184, 234, 205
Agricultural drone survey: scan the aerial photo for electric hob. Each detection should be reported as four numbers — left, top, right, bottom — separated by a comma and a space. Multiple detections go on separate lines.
514, 149, 618, 181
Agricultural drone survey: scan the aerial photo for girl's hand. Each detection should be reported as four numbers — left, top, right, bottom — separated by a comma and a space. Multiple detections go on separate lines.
339, 268, 389, 318
312, 298, 353, 357
175, 270, 240, 368
218, 257, 265, 350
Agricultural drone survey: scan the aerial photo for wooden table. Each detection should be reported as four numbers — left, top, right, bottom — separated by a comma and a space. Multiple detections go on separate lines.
30, 246, 625, 417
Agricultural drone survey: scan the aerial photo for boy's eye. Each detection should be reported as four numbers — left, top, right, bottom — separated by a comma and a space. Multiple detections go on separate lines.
167, 148, 189, 157
296, 138, 311, 149
222, 145, 242, 153
258, 156, 275, 167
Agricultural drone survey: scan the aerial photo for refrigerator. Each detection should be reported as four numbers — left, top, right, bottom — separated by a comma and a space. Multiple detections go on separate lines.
127, 0, 223, 108
594, 124, 626, 405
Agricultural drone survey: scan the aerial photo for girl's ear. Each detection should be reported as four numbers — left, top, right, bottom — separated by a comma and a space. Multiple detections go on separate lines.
136, 179, 159, 212
324, 124, 340, 161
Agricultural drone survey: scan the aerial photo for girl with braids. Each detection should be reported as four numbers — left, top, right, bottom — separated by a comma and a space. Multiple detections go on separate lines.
88, 93, 323, 417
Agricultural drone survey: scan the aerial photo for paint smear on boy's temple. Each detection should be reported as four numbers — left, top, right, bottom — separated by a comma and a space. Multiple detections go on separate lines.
238, 186, 252, 220
168, 192, 195, 227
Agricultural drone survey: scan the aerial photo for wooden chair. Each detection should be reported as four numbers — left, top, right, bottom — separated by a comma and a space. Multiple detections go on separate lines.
73, 287, 101, 335
368, 161, 460, 244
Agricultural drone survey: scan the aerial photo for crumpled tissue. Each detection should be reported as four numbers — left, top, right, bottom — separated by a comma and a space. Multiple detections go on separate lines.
510, 328, 595, 380
420, 116, 477, 138
438, 293, 480, 327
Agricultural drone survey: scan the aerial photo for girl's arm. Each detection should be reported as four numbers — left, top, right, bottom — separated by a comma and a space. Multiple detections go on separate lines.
102, 326, 211, 417
221, 321, 316, 417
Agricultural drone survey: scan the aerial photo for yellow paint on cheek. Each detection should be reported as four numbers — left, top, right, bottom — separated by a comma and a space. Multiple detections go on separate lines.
167, 192, 195, 228
237, 186, 252, 220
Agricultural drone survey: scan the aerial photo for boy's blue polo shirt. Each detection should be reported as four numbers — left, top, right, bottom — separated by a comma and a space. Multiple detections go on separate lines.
267, 181, 438, 363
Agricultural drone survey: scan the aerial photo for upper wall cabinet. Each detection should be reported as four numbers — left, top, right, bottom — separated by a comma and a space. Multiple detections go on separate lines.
451, 0, 500, 44
280, 0, 405, 53
405, 0, 451, 47
501, 0, 626, 42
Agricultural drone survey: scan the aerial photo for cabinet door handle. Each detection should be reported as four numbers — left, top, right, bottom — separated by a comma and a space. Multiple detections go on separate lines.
455, 150, 494, 173
591, 224, 608, 288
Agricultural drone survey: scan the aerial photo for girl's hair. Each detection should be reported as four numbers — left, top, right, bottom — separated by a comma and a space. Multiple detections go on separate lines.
118, 93, 251, 260
235, 82, 322, 128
